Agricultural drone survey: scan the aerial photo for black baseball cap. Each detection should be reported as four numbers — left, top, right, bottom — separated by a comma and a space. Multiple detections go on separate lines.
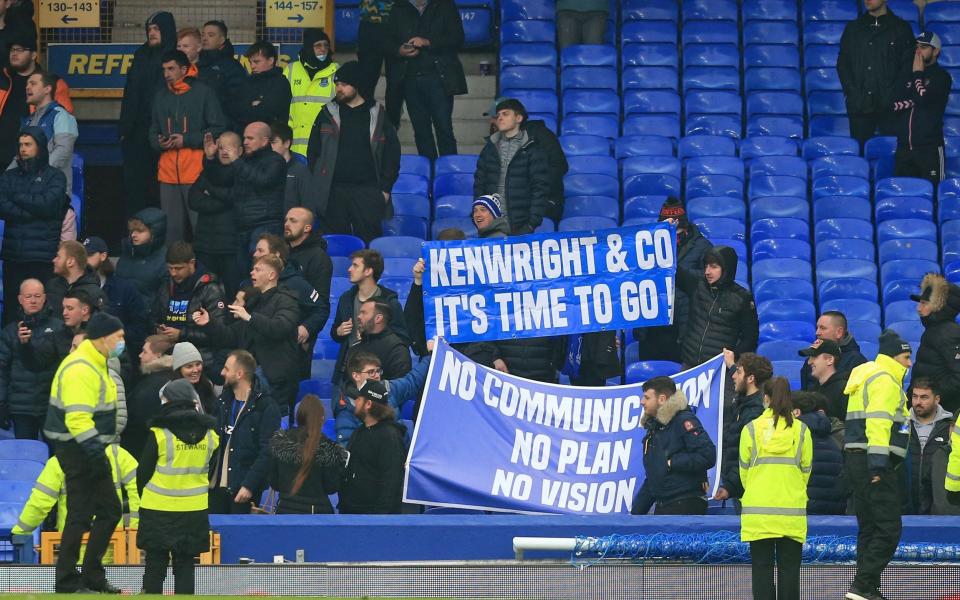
357, 379, 389, 405
798, 339, 841, 358
82, 236, 109, 254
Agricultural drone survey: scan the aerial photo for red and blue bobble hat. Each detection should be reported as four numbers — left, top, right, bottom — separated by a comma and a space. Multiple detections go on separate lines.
658, 197, 688, 228
472, 194, 503, 219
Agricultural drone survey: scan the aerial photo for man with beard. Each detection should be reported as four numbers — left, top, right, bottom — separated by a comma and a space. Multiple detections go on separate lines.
119, 11, 176, 216
305, 61, 400, 243
905, 377, 953, 515
283, 206, 332, 298
285, 28, 338, 157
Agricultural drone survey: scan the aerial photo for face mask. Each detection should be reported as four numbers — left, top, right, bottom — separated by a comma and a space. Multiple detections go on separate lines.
315, 53, 327, 61
109, 340, 125, 359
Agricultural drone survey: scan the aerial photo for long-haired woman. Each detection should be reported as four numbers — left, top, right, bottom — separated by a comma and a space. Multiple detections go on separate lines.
740, 376, 813, 600
269, 395, 348, 514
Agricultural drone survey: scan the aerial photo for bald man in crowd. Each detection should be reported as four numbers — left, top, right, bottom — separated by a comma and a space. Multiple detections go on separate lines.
201, 120, 286, 282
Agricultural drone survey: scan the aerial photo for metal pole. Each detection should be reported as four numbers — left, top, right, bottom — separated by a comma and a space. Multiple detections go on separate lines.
512, 537, 579, 561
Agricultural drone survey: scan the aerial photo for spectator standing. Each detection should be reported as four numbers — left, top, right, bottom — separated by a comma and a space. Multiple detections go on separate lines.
800, 311, 868, 391
149, 49, 225, 243
677, 246, 759, 369
493, 335, 564, 384
116, 208, 167, 323
285, 28, 338, 157
471, 194, 509, 238
799, 340, 850, 439
197, 20, 246, 131
906, 377, 954, 515
46, 240, 105, 317
0, 279, 61, 440
473, 99, 550, 235
269, 394, 348, 513
284, 206, 333, 300
306, 61, 400, 243
556, 0, 609, 49
358, 0, 401, 127
0, 127, 67, 323
714, 351, 772, 505
18, 72, 77, 194
631, 377, 716, 515
9, 31, 73, 113
843, 329, 911, 600
84, 236, 148, 361
837, 0, 915, 148
793, 391, 847, 515
740, 377, 812, 600
124, 335, 173, 458
892, 32, 952, 187
210, 350, 281, 514
171, 342, 217, 415
635, 198, 712, 363
154, 242, 227, 378
389, 0, 466, 160
119, 11, 176, 216
338, 379, 406, 513
23, 289, 95, 375
187, 131, 241, 291
0, 0, 32, 69
136, 379, 218, 595
270, 124, 311, 214
43, 312, 125, 594
176, 27, 201, 68
342, 299, 411, 384
0, 33, 38, 170
234, 41, 291, 132
912, 273, 960, 413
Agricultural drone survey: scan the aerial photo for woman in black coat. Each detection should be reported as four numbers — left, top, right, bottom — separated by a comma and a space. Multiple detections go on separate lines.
269, 394, 347, 514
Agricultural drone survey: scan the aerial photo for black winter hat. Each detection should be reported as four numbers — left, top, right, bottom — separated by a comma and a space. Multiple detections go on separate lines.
333, 61, 361, 89
8, 27, 36, 51
878, 329, 911, 358
86, 312, 123, 340
357, 379, 389, 405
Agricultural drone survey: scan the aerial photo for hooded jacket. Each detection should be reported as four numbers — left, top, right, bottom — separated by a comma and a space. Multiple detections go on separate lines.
800, 333, 867, 391
269, 427, 347, 514
473, 129, 551, 235
17, 100, 78, 193
631, 390, 716, 514
122, 354, 173, 459
233, 66, 292, 131
44, 267, 106, 321
116, 207, 168, 322
719, 389, 765, 499
339, 418, 407, 514
187, 161, 235, 256
0, 304, 61, 418
154, 268, 227, 367
906, 405, 954, 515
837, 8, 915, 115
843, 354, 910, 475
797, 410, 846, 515
212, 375, 281, 496
202, 145, 287, 232
119, 11, 176, 138
196, 39, 248, 131
289, 233, 333, 305
677, 246, 759, 368
913, 274, 960, 414
0, 126, 68, 263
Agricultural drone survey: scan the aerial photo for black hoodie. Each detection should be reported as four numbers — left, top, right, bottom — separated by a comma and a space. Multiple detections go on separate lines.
676, 245, 759, 368
119, 11, 176, 138
339, 418, 407, 514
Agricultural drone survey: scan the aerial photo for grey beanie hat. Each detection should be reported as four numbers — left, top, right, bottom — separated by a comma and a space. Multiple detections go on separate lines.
172, 342, 203, 371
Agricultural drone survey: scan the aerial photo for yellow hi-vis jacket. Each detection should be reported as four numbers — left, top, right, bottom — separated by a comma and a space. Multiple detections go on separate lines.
43, 339, 119, 446
140, 427, 219, 512
739, 409, 812, 544
843, 354, 909, 474
285, 60, 339, 156
947, 422, 960, 494
12, 443, 140, 535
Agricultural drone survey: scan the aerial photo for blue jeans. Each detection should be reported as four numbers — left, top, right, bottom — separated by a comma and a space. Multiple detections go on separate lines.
403, 71, 457, 160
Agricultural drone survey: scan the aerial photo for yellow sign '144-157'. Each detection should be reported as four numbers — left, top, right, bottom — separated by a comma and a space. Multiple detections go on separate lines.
266, 0, 326, 28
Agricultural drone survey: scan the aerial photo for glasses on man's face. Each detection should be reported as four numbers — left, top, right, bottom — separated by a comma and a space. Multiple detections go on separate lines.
9, 47, 28, 54
360, 368, 383, 376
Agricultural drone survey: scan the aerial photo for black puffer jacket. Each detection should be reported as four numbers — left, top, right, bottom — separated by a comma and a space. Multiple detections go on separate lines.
798, 410, 846, 515
118, 11, 176, 139
913, 275, 960, 414
523, 119, 568, 222
203, 145, 287, 233
0, 127, 68, 262
494, 336, 563, 383
269, 428, 347, 514
473, 130, 551, 234
197, 40, 248, 131
719, 390, 765, 499
137, 399, 218, 554
232, 67, 292, 131
837, 8, 915, 115
116, 207, 168, 322
0, 304, 62, 418
154, 268, 227, 366
339, 419, 407, 514
678, 246, 759, 368
188, 162, 236, 256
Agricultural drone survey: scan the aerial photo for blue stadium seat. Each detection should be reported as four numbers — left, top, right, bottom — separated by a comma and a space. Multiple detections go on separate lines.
819, 278, 879, 302
750, 156, 807, 180
808, 90, 847, 116
804, 0, 858, 22
864, 135, 898, 161
678, 135, 737, 158
623, 90, 681, 117
560, 134, 611, 157
626, 174, 682, 198
887, 320, 924, 345
431, 217, 476, 239
816, 259, 878, 283
749, 175, 807, 200
623, 115, 681, 139
622, 43, 679, 68
561, 66, 618, 91
558, 216, 618, 232
393, 173, 429, 196
566, 156, 618, 178
331, 255, 351, 279
536, 218, 556, 233
885, 300, 921, 324
753, 238, 812, 261
812, 175, 870, 199
683, 43, 739, 68
760, 321, 814, 343
743, 0, 796, 21
945, 221, 960, 246
563, 115, 620, 139
685, 157, 745, 180
924, 1, 960, 24
811, 155, 870, 180
622, 20, 678, 44
805, 68, 843, 92
740, 136, 800, 159
753, 278, 815, 303
752, 258, 813, 282
745, 67, 803, 93
370, 236, 423, 259
433, 173, 473, 198
816, 238, 875, 262
743, 21, 799, 46
399, 154, 431, 179
623, 195, 669, 220
876, 177, 935, 201
434, 195, 473, 220
887, 0, 919, 23
687, 196, 746, 222
500, 0, 554, 21
940, 179, 960, 223
379, 276, 414, 301
803, 21, 846, 46
877, 219, 938, 243
848, 321, 882, 345
744, 44, 800, 70
943, 240, 960, 266
381, 216, 428, 239
879, 239, 939, 264
622, 66, 680, 92
561, 44, 617, 68
771, 361, 805, 383
875, 196, 934, 222
329, 276, 352, 300
883, 279, 919, 304
625, 341, 640, 364
616, 135, 675, 159
683, 20, 739, 46
313, 337, 340, 360
623, 155, 682, 180
324, 234, 364, 257
758, 342, 809, 364
802, 137, 860, 159
683, 0, 737, 22
880, 259, 940, 287
822, 299, 882, 326
564, 173, 619, 198
804, 44, 840, 70
626, 361, 683, 384
500, 43, 556, 69
0, 459, 43, 481
390, 194, 430, 220
563, 196, 619, 221
382, 258, 418, 278
0, 480, 33, 506
334, 8, 360, 44
695, 217, 747, 241
504, 90, 558, 118
500, 19, 555, 44
758, 299, 816, 323
623, 0, 678, 22
814, 218, 874, 243
745, 116, 804, 139
0, 440, 47, 464
500, 66, 556, 91
686, 174, 743, 199
460, 8, 493, 46
750, 197, 810, 222
746, 92, 804, 119
931, 22, 960, 47
811, 116, 853, 137
751, 218, 809, 242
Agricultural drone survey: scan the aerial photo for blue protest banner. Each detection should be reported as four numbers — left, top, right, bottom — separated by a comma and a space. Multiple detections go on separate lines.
403, 339, 727, 515
421, 222, 677, 344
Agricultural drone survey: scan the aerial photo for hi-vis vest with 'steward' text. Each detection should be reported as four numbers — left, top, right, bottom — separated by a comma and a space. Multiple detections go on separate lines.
285, 61, 339, 156
140, 427, 218, 512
